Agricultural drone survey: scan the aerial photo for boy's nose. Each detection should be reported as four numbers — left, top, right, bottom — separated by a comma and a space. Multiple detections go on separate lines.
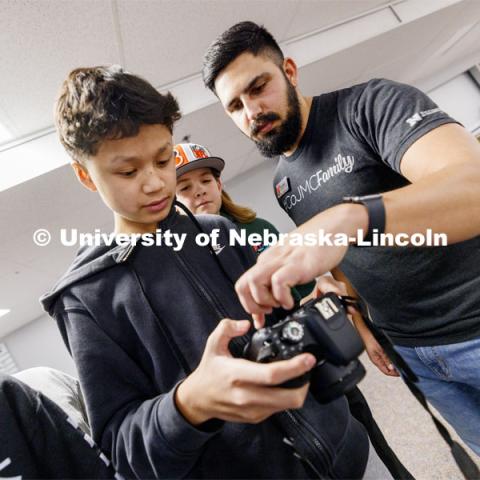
142, 171, 165, 193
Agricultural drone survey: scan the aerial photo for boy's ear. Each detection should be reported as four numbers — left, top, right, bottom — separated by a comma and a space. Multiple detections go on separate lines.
215, 176, 223, 191
71, 162, 97, 192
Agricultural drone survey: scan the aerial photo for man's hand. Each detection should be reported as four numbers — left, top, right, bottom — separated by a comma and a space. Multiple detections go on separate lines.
175, 319, 316, 425
357, 325, 399, 377
313, 275, 398, 376
235, 204, 368, 328
300, 274, 347, 305
312, 275, 348, 299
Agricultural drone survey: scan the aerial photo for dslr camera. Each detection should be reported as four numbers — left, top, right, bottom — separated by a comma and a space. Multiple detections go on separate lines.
244, 292, 366, 403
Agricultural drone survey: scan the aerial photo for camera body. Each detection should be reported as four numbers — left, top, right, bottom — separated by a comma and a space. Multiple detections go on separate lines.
244, 292, 366, 403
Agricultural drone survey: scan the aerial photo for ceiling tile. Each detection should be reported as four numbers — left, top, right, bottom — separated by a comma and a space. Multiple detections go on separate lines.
0, 0, 120, 139
284, 0, 391, 39
116, 0, 299, 86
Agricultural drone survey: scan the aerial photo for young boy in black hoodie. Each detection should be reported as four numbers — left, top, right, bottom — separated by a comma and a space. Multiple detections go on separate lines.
41, 65, 394, 479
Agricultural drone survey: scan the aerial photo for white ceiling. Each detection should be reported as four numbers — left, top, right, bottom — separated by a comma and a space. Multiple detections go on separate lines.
1, 0, 480, 337
0, 0, 390, 140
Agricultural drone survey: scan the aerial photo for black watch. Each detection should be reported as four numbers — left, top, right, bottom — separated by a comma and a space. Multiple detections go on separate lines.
342, 194, 386, 243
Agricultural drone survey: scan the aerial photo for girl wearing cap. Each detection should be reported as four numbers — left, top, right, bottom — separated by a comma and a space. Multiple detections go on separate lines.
174, 143, 313, 297
174, 142, 281, 256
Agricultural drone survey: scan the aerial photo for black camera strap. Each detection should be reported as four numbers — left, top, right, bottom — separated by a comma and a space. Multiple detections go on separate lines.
340, 296, 480, 480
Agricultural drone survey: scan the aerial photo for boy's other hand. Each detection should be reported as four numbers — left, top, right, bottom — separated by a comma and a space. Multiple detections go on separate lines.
175, 319, 316, 426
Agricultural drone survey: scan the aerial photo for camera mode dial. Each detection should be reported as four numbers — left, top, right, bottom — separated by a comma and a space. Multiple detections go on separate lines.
281, 321, 304, 343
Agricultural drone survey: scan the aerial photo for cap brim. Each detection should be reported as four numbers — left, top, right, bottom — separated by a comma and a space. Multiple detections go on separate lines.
176, 157, 225, 177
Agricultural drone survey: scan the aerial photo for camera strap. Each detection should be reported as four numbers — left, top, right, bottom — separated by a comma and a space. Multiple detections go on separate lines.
340, 296, 480, 480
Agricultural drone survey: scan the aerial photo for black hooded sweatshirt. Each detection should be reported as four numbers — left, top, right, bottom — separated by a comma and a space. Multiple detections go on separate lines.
41, 208, 369, 479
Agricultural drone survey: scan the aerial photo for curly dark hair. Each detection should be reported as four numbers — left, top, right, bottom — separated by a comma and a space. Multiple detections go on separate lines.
202, 21, 284, 93
55, 65, 181, 161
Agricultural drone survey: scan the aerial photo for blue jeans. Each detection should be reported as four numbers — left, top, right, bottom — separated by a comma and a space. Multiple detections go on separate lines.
394, 336, 480, 456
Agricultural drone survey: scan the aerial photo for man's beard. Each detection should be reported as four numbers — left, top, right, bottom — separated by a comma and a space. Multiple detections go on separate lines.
251, 79, 302, 158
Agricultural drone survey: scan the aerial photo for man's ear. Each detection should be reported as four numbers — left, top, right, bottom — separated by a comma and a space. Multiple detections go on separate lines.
71, 162, 97, 192
215, 176, 223, 191
283, 57, 298, 87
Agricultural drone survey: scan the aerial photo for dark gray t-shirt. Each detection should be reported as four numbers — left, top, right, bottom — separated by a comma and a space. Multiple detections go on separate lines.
273, 78, 480, 346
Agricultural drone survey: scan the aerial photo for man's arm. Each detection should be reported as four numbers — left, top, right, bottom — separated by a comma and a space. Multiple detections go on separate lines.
235, 123, 480, 322
330, 268, 398, 377
351, 123, 480, 243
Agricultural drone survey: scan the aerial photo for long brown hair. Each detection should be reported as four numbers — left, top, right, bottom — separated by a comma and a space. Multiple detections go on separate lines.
220, 190, 256, 224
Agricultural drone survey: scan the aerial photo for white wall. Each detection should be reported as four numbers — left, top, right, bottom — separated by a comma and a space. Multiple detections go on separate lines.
428, 72, 480, 132
2, 313, 77, 376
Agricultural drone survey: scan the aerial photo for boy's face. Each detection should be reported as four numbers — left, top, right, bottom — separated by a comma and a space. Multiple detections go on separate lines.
72, 124, 176, 234
214, 52, 301, 157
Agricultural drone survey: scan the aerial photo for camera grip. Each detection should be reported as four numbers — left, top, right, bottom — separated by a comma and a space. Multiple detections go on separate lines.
280, 371, 311, 389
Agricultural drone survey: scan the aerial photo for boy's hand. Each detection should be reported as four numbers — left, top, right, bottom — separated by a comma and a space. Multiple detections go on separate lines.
175, 319, 316, 425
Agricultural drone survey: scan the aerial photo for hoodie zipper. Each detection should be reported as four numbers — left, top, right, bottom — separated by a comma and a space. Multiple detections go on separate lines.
294, 409, 336, 474
120, 232, 327, 476
117, 244, 135, 263
174, 246, 332, 475
283, 410, 332, 479
120, 242, 248, 363
174, 247, 249, 353
176, 251, 230, 319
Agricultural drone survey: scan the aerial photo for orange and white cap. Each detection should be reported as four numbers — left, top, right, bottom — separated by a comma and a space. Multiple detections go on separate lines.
174, 143, 225, 178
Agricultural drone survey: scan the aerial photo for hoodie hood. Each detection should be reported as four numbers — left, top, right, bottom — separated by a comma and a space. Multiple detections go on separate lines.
40, 206, 180, 315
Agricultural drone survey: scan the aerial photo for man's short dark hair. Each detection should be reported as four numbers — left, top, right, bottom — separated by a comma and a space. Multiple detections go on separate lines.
202, 21, 284, 93
55, 65, 181, 162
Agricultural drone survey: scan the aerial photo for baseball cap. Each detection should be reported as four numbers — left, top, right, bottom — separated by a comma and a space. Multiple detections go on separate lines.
174, 143, 225, 177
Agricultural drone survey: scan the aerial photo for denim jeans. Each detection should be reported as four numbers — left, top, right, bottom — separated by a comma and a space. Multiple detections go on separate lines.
394, 336, 480, 456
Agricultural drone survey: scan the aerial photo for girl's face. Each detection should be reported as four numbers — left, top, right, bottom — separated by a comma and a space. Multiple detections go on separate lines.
176, 167, 223, 215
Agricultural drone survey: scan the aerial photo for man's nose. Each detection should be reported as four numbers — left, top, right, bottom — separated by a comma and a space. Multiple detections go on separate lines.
244, 99, 262, 123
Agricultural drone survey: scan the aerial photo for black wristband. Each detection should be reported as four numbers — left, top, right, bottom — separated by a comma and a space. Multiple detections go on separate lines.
342, 194, 386, 243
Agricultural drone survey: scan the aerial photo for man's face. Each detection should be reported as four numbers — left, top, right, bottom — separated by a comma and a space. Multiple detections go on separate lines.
74, 124, 176, 234
215, 52, 301, 157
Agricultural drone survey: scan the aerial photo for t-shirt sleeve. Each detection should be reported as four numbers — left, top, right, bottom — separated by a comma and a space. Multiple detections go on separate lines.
350, 78, 459, 173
